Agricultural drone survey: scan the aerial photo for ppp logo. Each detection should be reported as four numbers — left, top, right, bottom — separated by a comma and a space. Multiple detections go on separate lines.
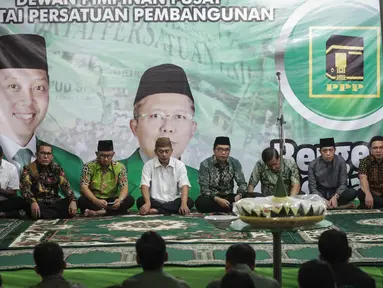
276, 0, 383, 131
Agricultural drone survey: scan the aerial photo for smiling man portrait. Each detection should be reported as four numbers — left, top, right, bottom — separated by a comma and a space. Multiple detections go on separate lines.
0, 33, 83, 196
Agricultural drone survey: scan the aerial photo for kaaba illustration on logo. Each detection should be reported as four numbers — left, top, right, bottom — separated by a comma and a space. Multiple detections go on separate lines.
326, 35, 364, 81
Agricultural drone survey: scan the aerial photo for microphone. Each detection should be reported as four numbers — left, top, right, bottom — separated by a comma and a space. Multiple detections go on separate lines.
276, 71, 281, 80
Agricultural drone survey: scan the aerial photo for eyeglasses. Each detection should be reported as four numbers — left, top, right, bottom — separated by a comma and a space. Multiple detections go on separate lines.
371, 146, 383, 151
39, 152, 52, 156
135, 112, 194, 122
98, 154, 114, 159
216, 148, 230, 153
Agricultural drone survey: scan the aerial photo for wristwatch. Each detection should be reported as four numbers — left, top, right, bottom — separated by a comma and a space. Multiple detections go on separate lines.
334, 194, 340, 199
119, 197, 124, 203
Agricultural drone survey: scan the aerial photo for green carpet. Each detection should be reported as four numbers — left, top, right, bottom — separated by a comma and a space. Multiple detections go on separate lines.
2, 267, 383, 288
1, 210, 383, 270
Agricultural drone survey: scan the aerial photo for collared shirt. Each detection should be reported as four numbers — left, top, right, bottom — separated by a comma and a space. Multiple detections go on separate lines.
20, 161, 74, 205
80, 159, 127, 198
248, 158, 300, 196
359, 155, 383, 196
139, 148, 151, 164
198, 156, 247, 198
0, 159, 19, 201
308, 154, 348, 197
121, 269, 190, 288
29, 274, 85, 288
206, 264, 280, 288
140, 156, 191, 202
0, 133, 37, 173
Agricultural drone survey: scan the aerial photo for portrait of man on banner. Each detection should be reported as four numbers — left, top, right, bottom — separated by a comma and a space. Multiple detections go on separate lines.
0, 33, 83, 196
119, 63, 200, 199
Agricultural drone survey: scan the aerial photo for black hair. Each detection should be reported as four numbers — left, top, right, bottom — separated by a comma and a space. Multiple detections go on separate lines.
261, 148, 279, 163
226, 243, 256, 268
36, 141, 53, 153
33, 242, 65, 277
136, 231, 166, 271
369, 136, 383, 147
318, 229, 351, 264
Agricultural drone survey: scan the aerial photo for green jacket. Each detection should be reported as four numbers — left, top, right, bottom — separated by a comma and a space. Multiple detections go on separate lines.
119, 149, 200, 200
6, 141, 83, 199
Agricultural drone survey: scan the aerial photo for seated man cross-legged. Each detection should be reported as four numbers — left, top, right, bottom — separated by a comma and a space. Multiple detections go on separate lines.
20, 143, 77, 219
358, 135, 383, 209
308, 138, 356, 209
195, 136, 247, 213
137, 137, 194, 215
78, 140, 135, 217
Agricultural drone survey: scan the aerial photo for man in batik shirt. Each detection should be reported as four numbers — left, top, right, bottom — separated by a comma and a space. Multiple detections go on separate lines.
195, 136, 247, 213
20, 143, 77, 219
78, 140, 135, 217
358, 135, 383, 209
247, 147, 301, 197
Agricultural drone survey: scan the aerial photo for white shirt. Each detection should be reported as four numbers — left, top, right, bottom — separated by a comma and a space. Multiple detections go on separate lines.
140, 156, 191, 202
0, 133, 37, 173
0, 159, 20, 201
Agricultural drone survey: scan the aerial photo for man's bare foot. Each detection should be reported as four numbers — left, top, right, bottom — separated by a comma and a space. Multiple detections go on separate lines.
148, 208, 159, 214
84, 209, 107, 217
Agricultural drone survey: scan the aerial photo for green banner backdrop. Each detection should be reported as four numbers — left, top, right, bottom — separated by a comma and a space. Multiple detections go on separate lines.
0, 0, 382, 198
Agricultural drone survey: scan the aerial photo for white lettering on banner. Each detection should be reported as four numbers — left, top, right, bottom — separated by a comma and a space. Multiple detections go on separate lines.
0, 9, 23, 23
271, 139, 370, 193
171, 0, 220, 4
81, 0, 167, 4
27, 7, 129, 23
16, 0, 76, 5
133, 7, 275, 22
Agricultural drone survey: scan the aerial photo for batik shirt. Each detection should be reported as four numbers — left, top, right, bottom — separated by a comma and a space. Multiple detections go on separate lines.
80, 160, 127, 199
248, 158, 300, 196
198, 156, 247, 199
20, 161, 74, 204
359, 155, 383, 196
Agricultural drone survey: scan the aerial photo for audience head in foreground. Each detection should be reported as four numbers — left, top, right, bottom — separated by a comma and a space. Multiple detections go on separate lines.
204, 243, 280, 288
225, 243, 255, 271
34, 242, 66, 277
319, 229, 351, 264
136, 231, 167, 270
298, 259, 337, 288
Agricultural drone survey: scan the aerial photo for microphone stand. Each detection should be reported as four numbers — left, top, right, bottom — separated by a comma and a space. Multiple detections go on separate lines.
275, 71, 287, 197
272, 71, 288, 286
276, 71, 286, 157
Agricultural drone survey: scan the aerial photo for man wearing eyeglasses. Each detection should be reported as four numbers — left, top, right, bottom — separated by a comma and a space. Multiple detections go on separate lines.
19, 142, 77, 219
195, 136, 247, 213
119, 64, 199, 204
357, 135, 383, 209
78, 140, 135, 217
